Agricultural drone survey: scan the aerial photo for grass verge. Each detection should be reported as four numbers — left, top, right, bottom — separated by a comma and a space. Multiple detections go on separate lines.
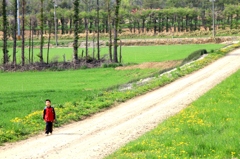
105, 45, 240, 158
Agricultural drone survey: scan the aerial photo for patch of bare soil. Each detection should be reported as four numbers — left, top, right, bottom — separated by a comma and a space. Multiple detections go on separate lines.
115, 61, 182, 70
1, 49, 240, 159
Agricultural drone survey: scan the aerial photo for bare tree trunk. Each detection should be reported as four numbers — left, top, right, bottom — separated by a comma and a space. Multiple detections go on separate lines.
31, 24, 34, 64
2, 0, 8, 65
119, 40, 122, 63
185, 15, 188, 32
61, 18, 65, 34
21, 0, 26, 66
142, 18, 145, 33
83, 0, 90, 60
107, 0, 112, 62
29, 18, 32, 64
97, 0, 100, 60
92, 33, 95, 59
73, 0, 79, 63
69, 18, 73, 34
13, 0, 17, 66
47, 21, 52, 64
39, 0, 44, 63
113, 0, 121, 63
85, 18, 89, 58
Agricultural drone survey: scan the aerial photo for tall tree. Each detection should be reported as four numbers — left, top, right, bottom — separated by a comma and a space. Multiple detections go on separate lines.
47, 16, 52, 64
106, 0, 113, 62
29, 17, 32, 64
65, 10, 74, 34
2, 0, 8, 65
83, 0, 90, 58
73, 0, 80, 63
21, 0, 26, 66
113, 0, 121, 63
39, 0, 44, 63
97, 0, 100, 60
12, 0, 17, 66
31, 16, 37, 63
143, 0, 161, 9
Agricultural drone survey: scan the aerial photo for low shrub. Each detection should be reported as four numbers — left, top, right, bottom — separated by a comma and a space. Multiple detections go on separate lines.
181, 49, 208, 65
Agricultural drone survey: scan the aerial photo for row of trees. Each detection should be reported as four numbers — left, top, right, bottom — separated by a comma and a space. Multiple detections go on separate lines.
1, 0, 240, 67
2, 3, 239, 36
2, 3, 240, 36
127, 4, 240, 34
2, 0, 239, 13
1, 0, 122, 66
2, 2, 239, 34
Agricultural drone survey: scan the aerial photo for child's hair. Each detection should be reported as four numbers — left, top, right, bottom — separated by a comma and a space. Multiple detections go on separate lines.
46, 99, 51, 103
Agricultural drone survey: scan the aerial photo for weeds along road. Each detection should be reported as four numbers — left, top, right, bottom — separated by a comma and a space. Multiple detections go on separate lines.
1, 48, 240, 159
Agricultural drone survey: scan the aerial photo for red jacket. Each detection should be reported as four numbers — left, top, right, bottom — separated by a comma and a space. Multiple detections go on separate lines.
43, 106, 56, 122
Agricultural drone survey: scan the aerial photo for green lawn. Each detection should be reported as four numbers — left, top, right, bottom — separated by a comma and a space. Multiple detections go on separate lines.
1, 42, 239, 158
5, 44, 224, 64
106, 66, 240, 159
119, 44, 223, 63
0, 44, 225, 144
0, 68, 157, 128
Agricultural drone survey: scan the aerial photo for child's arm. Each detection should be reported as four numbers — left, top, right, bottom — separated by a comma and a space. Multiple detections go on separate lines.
52, 107, 56, 121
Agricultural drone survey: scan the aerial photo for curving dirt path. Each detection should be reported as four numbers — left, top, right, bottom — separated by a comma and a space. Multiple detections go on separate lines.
1, 48, 240, 159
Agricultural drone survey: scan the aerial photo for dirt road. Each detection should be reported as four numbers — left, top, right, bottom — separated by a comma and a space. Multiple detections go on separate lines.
1, 48, 240, 159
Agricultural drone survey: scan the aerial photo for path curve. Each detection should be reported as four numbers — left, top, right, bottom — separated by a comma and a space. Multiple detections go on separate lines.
1, 48, 240, 159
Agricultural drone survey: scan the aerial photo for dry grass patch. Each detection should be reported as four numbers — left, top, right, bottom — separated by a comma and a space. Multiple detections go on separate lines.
115, 61, 181, 70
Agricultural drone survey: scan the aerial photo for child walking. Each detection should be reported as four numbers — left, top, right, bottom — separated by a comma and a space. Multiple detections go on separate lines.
43, 99, 56, 136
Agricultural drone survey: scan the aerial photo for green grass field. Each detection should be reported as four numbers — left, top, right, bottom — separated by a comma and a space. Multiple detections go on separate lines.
0, 44, 226, 144
106, 68, 240, 159
4, 44, 224, 64
0, 68, 158, 128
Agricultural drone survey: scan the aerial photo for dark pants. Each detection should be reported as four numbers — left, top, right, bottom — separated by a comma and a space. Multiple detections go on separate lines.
45, 122, 53, 134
